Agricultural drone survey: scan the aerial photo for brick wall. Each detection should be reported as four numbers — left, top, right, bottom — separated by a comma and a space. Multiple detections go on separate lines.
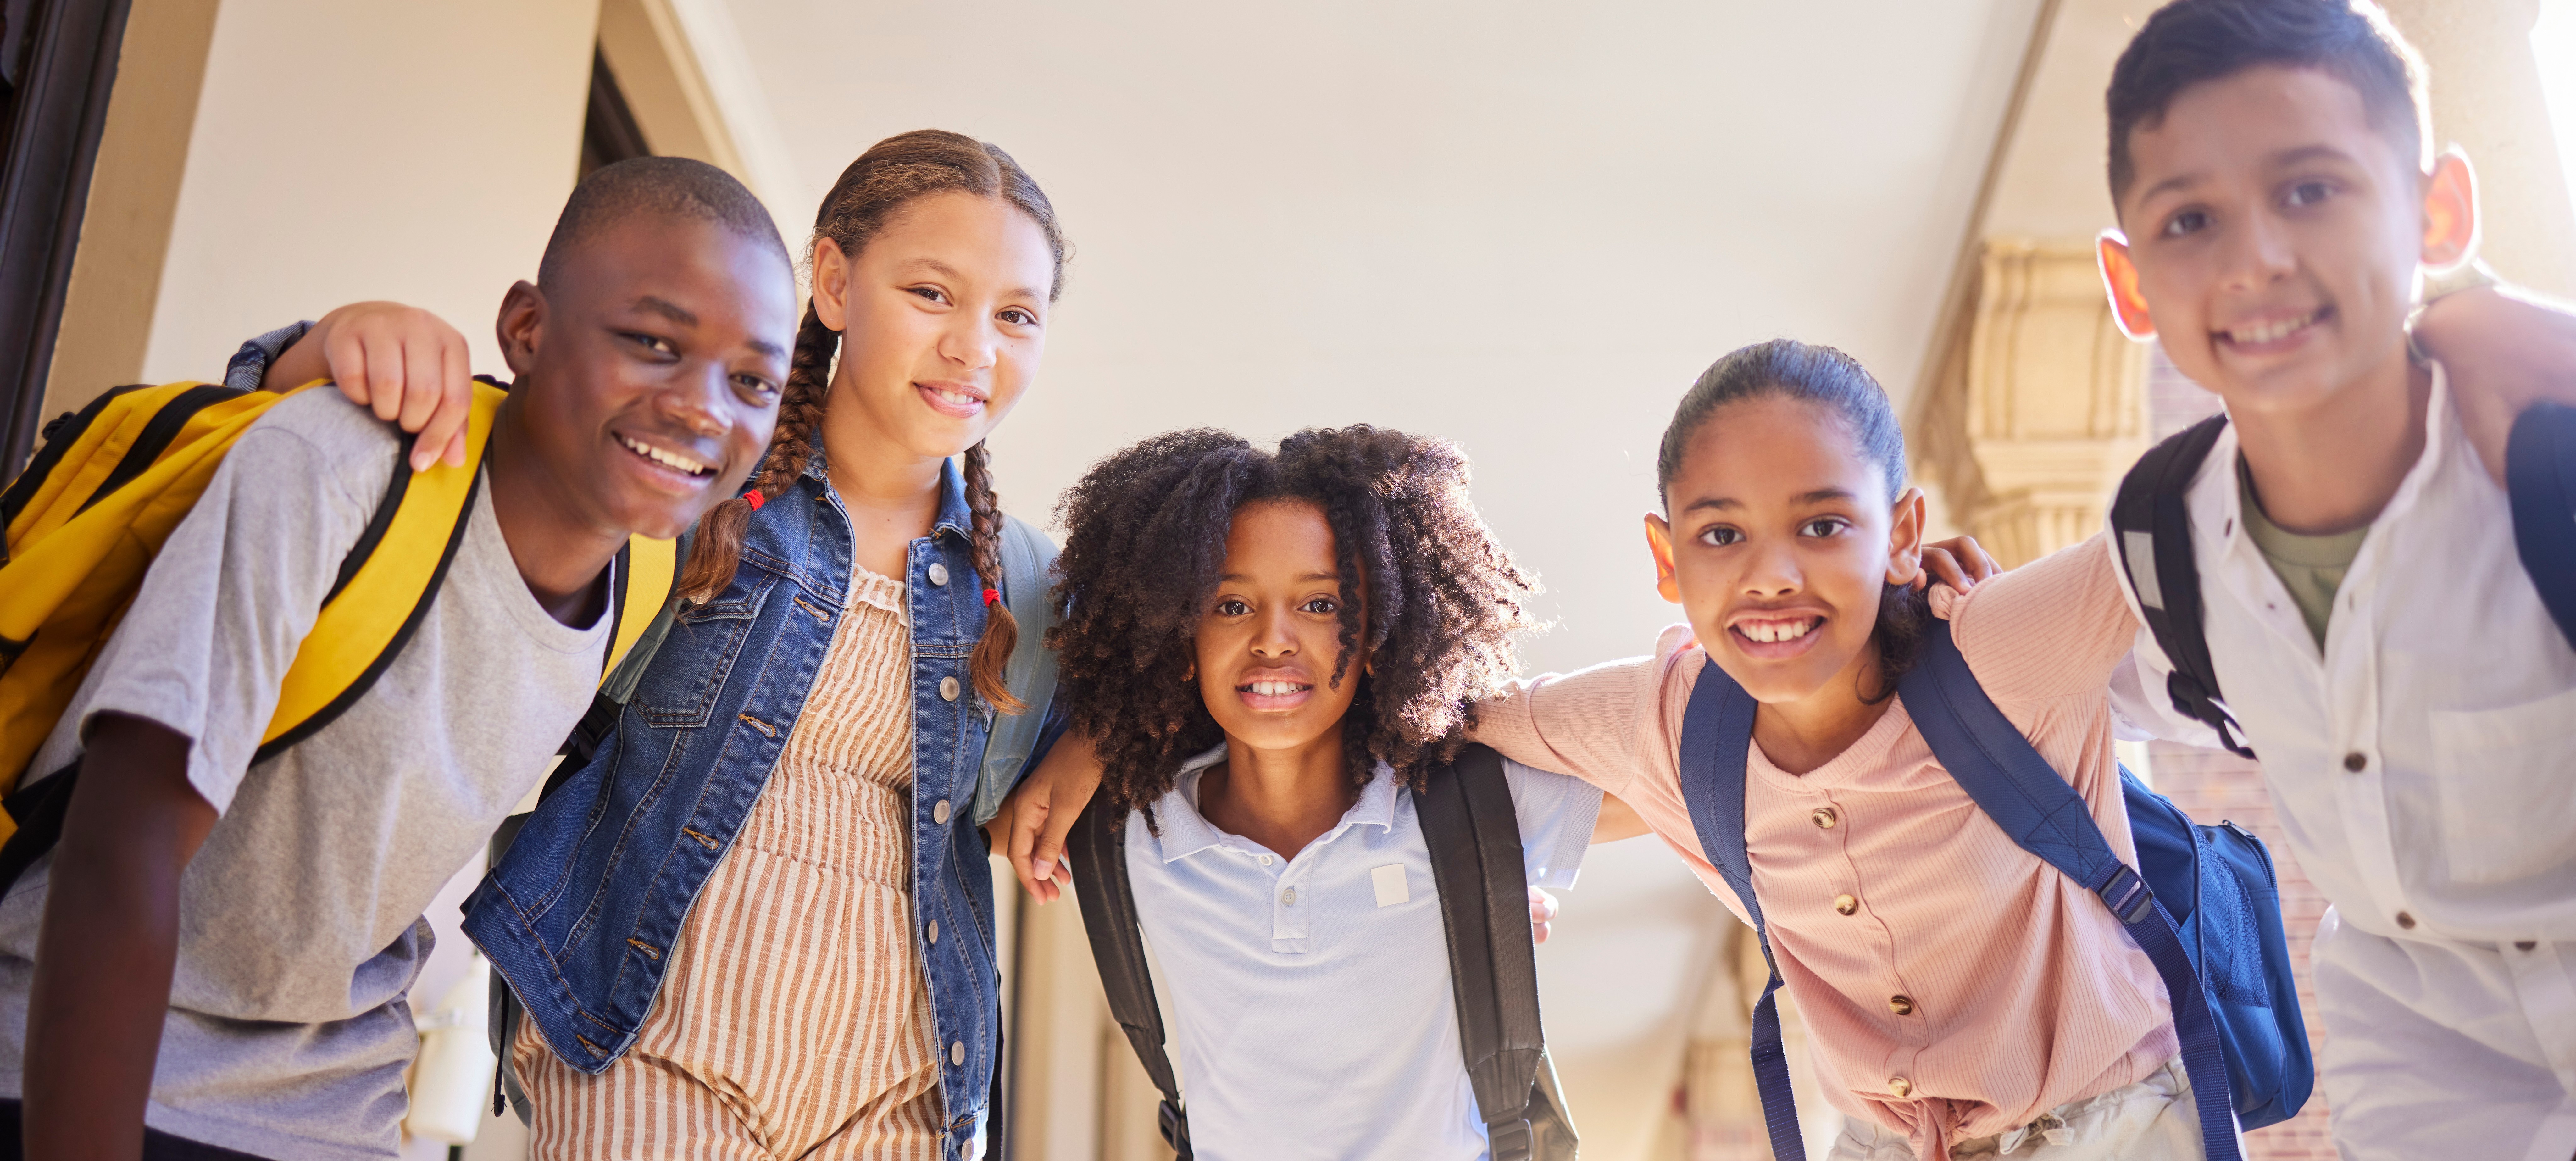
2145, 742, 2338, 1161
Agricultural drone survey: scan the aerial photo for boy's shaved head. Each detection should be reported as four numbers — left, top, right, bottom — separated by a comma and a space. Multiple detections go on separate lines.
539, 157, 789, 288
2108, 0, 2428, 200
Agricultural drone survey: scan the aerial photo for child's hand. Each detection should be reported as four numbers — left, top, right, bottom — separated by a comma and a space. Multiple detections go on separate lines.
263, 302, 474, 472
2415, 286, 2576, 486
985, 731, 1105, 904
1918, 535, 2001, 592
1529, 886, 1560, 944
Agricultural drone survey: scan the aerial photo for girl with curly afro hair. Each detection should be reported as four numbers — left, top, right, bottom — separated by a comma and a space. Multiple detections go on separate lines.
1006, 423, 1643, 1159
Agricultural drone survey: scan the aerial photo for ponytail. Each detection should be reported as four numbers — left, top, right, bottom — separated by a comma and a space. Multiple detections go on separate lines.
961, 439, 1026, 714
678, 303, 836, 603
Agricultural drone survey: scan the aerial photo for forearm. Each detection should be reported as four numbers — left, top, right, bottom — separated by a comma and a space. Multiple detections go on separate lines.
23, 715, 214, 1161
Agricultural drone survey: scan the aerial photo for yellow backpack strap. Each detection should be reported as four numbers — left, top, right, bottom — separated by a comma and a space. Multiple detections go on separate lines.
607, 532, 677, 678
256, 381, 508, 760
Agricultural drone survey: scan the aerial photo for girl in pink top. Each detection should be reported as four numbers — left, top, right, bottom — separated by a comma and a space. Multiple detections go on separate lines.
1466, 339, 2204, 1160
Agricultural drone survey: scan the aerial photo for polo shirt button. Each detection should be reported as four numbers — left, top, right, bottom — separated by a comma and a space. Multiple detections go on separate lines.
1282, 887, 1297, 905
2343, 751, 2367, 773
940, 676, 961, 701
2517, 940, 2538, 951
1889, 994, 1915, 1016
928, 562, 950, 586
2396, 911, 2417, 930
1811, 807, 1838, 829
1258, 854, 1274, 866
950, 1041, 965, 1066
1834, 894, 1859, 916
1888, 1076, 1911, 1098
933, 799, 952, 825
926, 919, 940, 944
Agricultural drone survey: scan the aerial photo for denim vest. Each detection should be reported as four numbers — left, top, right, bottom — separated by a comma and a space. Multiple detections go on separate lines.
463, 456, 1044, 1158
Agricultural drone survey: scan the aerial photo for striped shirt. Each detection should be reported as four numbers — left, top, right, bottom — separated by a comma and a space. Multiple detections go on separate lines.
513, 564, 946, 1160
1470, 537, 2176, 1161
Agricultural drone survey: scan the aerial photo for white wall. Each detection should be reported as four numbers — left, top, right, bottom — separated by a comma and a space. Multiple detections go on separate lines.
133, 0, 601, 384
724, 3, 2036, 1157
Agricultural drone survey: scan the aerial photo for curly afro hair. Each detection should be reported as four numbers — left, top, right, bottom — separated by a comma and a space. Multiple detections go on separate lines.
1049, 425, 1541, 814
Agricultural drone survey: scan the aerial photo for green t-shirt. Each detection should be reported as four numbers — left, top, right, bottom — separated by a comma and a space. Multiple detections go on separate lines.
2238, 457, 2368, 648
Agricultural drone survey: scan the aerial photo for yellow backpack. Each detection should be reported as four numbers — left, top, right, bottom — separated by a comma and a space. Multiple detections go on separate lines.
0, 379, 675, 850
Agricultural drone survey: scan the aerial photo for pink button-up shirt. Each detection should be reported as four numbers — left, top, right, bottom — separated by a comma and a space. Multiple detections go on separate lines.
1472, 536, 2176, 1158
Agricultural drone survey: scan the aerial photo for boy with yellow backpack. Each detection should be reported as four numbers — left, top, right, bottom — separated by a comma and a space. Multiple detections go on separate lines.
0, 156, 795, 1161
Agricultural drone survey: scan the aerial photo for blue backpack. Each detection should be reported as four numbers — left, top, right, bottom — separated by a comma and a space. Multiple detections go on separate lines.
1674, 619, 2311, 1161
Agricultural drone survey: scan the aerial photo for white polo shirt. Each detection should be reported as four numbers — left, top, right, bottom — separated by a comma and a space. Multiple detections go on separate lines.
2107, 363, 2576, 1161
1124, 745, 1600, 1161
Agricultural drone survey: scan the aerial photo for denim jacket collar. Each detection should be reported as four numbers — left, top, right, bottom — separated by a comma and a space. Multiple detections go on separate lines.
800, 448, 976, 544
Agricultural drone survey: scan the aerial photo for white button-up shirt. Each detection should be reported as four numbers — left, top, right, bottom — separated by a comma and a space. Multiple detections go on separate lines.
2107, 364, 2576, 1159
1124, 745, 1600, 1161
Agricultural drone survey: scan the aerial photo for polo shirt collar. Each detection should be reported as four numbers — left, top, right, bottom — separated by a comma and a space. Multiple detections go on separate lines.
1148, 743, 1401, 864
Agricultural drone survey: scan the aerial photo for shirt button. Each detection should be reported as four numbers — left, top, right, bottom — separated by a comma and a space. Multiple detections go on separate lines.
2343, 751, 2367, 773
1888, 1077, 1912, 1098
932, 799, 952, 825
1282, 887, 1297, 906
1834, 894, 1859, 916
1258, 854, 1274, 866
950, 1041, 965, 1066
928, 562, 950, 586
926, 920, 940, 944
2396, 911, 2417, 930
1811, 807, 1838, 829
1889, 994, 1915, 1016
939, 675, 961, 701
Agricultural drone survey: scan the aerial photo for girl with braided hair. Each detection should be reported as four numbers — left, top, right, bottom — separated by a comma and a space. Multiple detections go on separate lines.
435, 129, 1079, 1159
1023, 424, 1645, 1160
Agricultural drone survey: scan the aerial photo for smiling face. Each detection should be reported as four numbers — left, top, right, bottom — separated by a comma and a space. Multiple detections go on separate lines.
1647, 394, 1922, 706
810, 190, 1054, 460
501, 211, 794, 540
1193, 499, 1368, 758
2103, 64, 2458, 419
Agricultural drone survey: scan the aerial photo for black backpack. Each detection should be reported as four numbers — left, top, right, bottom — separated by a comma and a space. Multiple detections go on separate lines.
1069, 743, 1579, 1161
2108, 402, 2576, 758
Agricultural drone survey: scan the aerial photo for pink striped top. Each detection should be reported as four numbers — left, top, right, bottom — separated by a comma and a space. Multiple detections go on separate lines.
1471, 536, 2175, 1159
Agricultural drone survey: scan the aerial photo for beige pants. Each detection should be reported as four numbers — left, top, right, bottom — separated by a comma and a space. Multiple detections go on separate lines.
1826, 1059, 2228, 1160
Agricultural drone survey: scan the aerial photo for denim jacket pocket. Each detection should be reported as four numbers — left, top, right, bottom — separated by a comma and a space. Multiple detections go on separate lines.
636, 570, 777, 729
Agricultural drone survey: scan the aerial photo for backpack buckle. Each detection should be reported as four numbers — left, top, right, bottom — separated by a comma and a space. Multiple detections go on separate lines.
1487, 1117, 1534, 1161
2097, 865, 2154, 924
1157, 1097, 1194, 1159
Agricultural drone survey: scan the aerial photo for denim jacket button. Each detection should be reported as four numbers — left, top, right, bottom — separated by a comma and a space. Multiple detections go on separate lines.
933, 798, 952, 825
928, 562, 950, 586
926, 919, 940, 944
950, 1041, 966, 1066
939, 676, 961, 702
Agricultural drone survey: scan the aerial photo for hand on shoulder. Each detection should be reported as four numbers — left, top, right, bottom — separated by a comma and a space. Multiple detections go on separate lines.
263, 302, 474, 473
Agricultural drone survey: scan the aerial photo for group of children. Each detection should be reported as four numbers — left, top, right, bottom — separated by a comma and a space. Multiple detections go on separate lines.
0, 1, 2569, 1160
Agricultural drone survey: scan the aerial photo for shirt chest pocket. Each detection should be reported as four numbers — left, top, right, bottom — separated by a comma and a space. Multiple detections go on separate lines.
2429, 685, 2576, 886
636, 574, 776, 730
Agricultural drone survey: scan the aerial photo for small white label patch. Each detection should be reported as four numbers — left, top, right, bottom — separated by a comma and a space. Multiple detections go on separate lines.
1371, 864, 1409, 908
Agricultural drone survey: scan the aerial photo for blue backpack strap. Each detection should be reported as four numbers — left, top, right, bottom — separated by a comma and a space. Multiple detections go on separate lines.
971, 514, 1062, 826
2506, 401, 2576, 653
1897, 620, 2241, 1161
1673, 656, 1805, 1161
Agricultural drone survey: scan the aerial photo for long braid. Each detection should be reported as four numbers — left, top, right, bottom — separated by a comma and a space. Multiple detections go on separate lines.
961, 439, 1026, 714
677, 303, 837, 602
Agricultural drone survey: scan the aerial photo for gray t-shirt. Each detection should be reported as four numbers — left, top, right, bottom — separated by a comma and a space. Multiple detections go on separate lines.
0, 389, 610, 1159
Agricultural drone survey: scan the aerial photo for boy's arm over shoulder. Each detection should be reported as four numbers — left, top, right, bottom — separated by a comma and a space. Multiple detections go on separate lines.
1467, 625, 1701, 799
1497, 758, 1604, 890
2415, 285, 2576, 484
70, 392, 393, 813
1939, 532, 2142, 704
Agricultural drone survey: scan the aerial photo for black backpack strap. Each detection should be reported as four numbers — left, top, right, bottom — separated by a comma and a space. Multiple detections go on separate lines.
1673, 658, 1804, 1161
1067, 791, 1191, 1159
1411, 744, 1548, 1161
2507, 401, 2576, 652
2109, 413, 2254, 758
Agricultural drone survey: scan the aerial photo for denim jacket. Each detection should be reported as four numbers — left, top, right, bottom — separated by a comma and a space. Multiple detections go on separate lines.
462, 454, 1050, 1158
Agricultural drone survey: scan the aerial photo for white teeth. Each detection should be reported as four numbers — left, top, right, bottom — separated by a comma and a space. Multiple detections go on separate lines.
620, 434, 711, 475
1738, 618, 1817, 644
2228, 311, 2318, 345
1247, 680, 1305, 696
932, 387, 980, 408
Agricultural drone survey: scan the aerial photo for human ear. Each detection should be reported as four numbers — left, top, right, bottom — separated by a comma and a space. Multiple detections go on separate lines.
1884, 486, 1927, 587
1644, 513, 1682, 604
2097, 231, 2157, 341
809, 237, 853, 332
495, 280, 545, 380
2420, 149, 2480, 272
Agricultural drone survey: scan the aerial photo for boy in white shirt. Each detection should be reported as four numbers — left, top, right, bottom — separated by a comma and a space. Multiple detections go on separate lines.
2094, 3, 2576, 1157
